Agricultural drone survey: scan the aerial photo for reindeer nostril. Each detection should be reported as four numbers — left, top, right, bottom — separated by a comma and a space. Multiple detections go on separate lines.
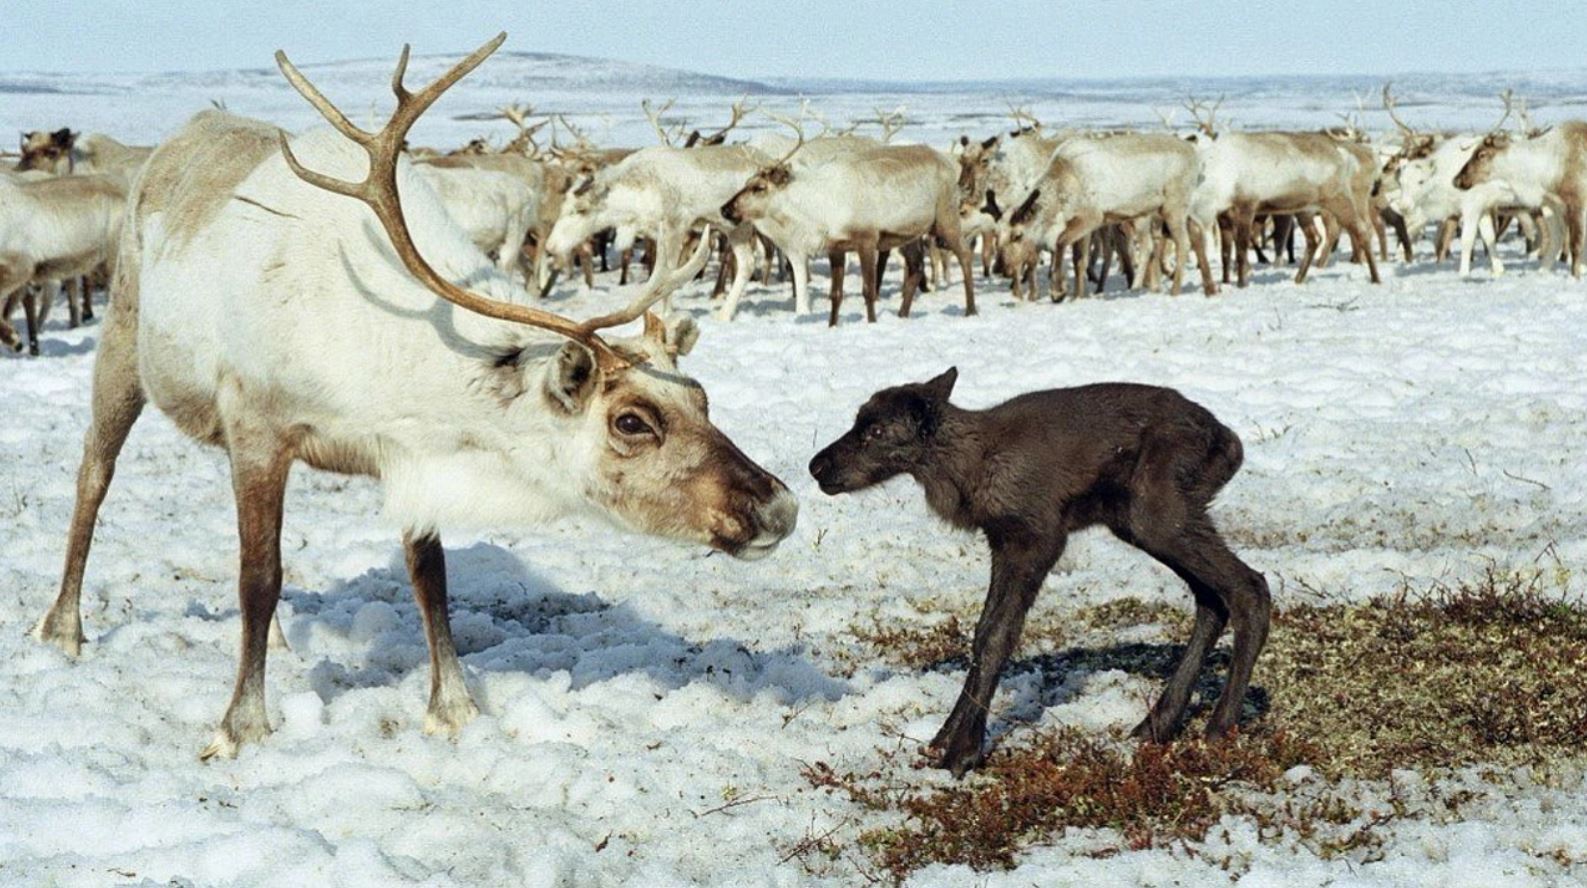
809, 453, 832, 481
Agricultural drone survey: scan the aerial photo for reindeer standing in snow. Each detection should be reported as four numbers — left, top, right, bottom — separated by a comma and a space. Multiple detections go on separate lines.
0, 172, 125, 355
722, 118, 977, 325
32, 35, 797, 759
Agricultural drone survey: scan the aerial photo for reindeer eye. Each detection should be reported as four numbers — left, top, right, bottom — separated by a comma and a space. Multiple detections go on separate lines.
614, 413, 653, 437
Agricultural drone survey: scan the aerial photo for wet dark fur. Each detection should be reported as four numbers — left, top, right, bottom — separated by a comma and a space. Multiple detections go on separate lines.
810, 369, 1271, 776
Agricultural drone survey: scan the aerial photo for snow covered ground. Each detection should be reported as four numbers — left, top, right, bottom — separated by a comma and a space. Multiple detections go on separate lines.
3, 54, 1587, 887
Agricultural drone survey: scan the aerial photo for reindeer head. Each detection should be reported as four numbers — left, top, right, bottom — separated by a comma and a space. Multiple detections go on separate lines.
721, 111, 805, 225
996, 189, 1044, 271
276, 35, 797, 559
16, 127, 77, 173
543, 172, 614, 263
809, 368, 958, 495
532, 313, 798, 558
1454, 132, 1512, 190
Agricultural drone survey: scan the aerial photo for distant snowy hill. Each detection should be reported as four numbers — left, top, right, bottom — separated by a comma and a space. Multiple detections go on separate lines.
4, 52, 1587, 150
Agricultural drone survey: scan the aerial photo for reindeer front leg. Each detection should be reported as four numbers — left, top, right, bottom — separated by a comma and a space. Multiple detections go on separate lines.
405, 530, 479, 734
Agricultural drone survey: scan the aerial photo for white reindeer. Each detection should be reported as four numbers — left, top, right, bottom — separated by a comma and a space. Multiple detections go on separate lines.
1455, 114, 1587, 277
31, 36, 798, 759
413, 160, 538, 283
721, 123, 977, 325
1189, 130, 1383, 289
996, 133, 1215, 300
541, 144, 768, 319
19, 129, 153, 187
0, 172, 125, 355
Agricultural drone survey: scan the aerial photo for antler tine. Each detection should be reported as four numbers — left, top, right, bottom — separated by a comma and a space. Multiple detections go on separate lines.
574, 231, 712, 333
1152, 106, 1178, 132
1492, 88, 1516, 134
642, 97, 680, 146
1381, 82, 1417, 137
765, 107, 808, 166
277, 33, 645, 375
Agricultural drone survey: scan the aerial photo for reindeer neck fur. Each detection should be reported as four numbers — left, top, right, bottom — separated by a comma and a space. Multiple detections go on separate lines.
910, 404, 990, 531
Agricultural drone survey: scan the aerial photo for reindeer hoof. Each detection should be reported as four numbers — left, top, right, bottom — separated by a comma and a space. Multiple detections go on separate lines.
423, 696, 481, 737
30, 614, 85, 658
199, 733, 240, 762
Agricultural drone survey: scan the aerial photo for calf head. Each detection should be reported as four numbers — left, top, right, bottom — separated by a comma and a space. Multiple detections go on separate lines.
809, 368, 957, 495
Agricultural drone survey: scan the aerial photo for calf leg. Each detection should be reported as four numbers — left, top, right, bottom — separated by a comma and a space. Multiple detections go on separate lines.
930, 533, 1066, 776
405, 531, 479, 734
1118, 438, 1270, 739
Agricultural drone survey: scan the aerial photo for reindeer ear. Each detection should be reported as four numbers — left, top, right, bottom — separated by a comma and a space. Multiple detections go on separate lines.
666, 315, 699, 357
640, 312, 699, 360
544, 340, 597, 413
923, 367, 957, 403
983, 189, 1002, 221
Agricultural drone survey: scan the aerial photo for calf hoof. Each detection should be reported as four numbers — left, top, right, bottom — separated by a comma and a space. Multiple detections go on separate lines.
927, 736, 986, 778
1130, 714, 1180, 743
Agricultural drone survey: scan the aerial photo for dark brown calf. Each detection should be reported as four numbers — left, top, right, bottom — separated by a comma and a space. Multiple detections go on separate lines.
809, 369, 1270, 776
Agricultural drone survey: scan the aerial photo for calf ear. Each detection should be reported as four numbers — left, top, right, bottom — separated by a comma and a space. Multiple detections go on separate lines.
545, 341, 597, 413
923, 366, 957, 403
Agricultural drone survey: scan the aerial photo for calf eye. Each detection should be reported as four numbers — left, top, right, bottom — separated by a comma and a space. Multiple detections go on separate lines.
614, 413, 652, 437
865, 425, 885, 442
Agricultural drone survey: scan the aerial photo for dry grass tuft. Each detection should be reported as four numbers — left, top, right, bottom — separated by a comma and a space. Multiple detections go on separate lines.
812, 566, 1587, 880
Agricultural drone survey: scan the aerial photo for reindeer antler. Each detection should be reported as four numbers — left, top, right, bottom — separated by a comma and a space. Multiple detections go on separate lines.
1182, 95, 1223, 137
1151, 106, 1179, 132
276, 34, 707, 375
1490, 89, 1516, 135
1005, 100, 1042, 133
695, 96, 754, 146
641, 98, 683, 146
1380, 82, 1418, 138
874, 105, 907, 143
765, 106, 808, 166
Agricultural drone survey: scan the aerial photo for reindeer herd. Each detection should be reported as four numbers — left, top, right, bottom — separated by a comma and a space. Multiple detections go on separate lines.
5, 35, 1584, 771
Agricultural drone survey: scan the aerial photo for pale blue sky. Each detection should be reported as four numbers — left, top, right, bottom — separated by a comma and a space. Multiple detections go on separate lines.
2, 1, 1579, 81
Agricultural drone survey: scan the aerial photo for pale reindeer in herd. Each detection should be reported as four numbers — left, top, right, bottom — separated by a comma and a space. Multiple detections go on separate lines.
722, 117, 978, 325
1455, 97, 1587, 277
31, 34, 798, 759
0, 172, 126, 355
540, 140, 768, 319
993, 132, 1216, 300
1183, 101, 1383, 290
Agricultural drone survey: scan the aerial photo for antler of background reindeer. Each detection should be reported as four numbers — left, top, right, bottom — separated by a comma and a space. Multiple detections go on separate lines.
1005, 101, 1041, 132
641, 98, 685, 146
874, 105, 907, 143
685, 96, 755, 147
1182, 95, 1223, 137
275, 32, 706, 375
